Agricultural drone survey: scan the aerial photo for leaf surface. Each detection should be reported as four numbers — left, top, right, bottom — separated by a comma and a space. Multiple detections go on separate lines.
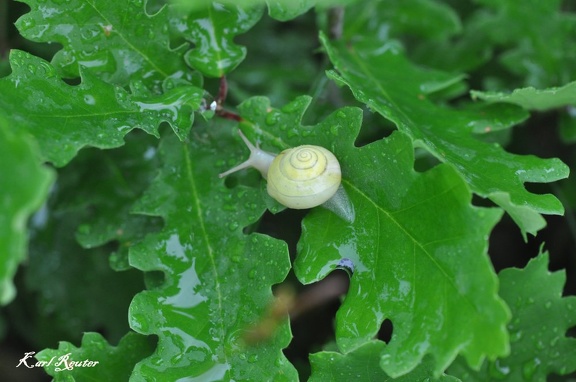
0, 51, 202, 166
0, 114, 54, 305
127, 126, 296, 381
36, 332, 155, 381
16, 0, 189, 88
71, 133, 163, 271
234, 95, 510, 377
449, 253, 576, 381
472, 82, 576, 111
473, 0, 576, 88
322, 33, 568, 236
309, 341, 460, 382
178, 2, 264, 77
21, 173, 145, 346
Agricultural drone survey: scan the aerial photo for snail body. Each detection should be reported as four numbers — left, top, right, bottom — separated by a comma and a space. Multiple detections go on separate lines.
220, 131, 353, 221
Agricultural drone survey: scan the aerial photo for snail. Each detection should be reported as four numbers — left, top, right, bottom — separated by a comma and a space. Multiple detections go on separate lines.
219, 131, 354, 222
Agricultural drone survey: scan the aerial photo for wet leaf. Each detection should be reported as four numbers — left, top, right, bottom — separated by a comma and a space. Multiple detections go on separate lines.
71, 133, 162, 271
17, 171, 145, 346
265, 0, 315, 20
0, 114, 54, 305
322, 33, 568, 236
309, 341, 460, 382
472, 0, 576, 88
449, 253, 576, 381
15, 0, 189, 88
178, 2, 264, 77
235, 95, 509, 377
344, 0, 461, 41
127, 125, 296, 380
0, 51, 202, 166
472, 81, 576, 111
36, 332, 155, 381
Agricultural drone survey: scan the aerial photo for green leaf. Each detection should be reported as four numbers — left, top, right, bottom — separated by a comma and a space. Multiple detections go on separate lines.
127, 127, 297, 380
344, 0, 461, 41
71, 133, 163, 271
0, 114, 54, 305
321, 33, 568, 236
472, 82, 576, 111
265, 0, 315, 21
16, 0, 189, 88
309, 341, 460, 382
296, 130, 510, 377
18, 177, 144, 346
0, 50, 202, 166
449, 253, 576, 380
472, 0, 576, 88
234, 95, 509, 377
178, 2, 264, 77
36, 331, 155, 381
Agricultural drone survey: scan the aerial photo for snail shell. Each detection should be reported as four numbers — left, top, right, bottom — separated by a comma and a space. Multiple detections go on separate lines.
267, 145, 341, 209
220, 130, 353, 221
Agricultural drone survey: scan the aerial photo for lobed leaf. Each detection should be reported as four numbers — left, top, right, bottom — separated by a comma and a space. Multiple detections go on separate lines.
0, 114, 54, 305
20, 177, 145, 346
309, 341, 460, 382
127, 126, 296, 381
449, 253, 576, 380
71, 133, 163, 271
235, 95, 510, 377
36, 332, 155, 381
472, 0, 576, 88
472, 81, 576, 111
177, 2, 264, 77
321, 33, 569, 236
265, 0, 315, 21
16, 0, 190, 88
344, 0, 461, 42
0, 51, 202, 167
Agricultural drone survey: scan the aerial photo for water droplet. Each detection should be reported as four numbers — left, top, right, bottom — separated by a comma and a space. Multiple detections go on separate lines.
248, 354, 258, 363
544, 301, 552, 309
19, 17, 35, 31
228, 222, 239, 231
84, 95, 96, 105
510, 330, 522, 342
330, 124, 340, 136
265, 111, 279, 126
521, 358, 540, 380
336, 258, 355, 275
488, 359, 510, 379
231, 255, 241, 263
248, 269, 257, 279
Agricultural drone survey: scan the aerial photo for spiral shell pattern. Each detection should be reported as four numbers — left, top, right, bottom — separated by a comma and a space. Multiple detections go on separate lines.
267, 145, 341, 209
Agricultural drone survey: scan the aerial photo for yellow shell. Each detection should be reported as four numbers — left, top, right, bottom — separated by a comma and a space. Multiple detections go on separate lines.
267, 145, 341, 209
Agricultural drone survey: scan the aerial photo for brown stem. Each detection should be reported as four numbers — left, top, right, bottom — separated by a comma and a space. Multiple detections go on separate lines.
328, 7, 345, 41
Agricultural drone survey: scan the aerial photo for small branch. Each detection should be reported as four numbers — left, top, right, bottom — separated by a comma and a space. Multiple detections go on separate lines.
0, 0, 9, 59
290, 272, 349, 320
328, 7, 345, 41
214, 75, 243, 121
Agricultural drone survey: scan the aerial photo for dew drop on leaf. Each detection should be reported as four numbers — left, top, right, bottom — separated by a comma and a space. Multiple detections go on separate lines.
510, 330, 522, 342
19, 17, 35, 31
488, 359, 510, 380
330, 124, 340, 136
265, 111, 279, 126
521, 358, 541, 380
